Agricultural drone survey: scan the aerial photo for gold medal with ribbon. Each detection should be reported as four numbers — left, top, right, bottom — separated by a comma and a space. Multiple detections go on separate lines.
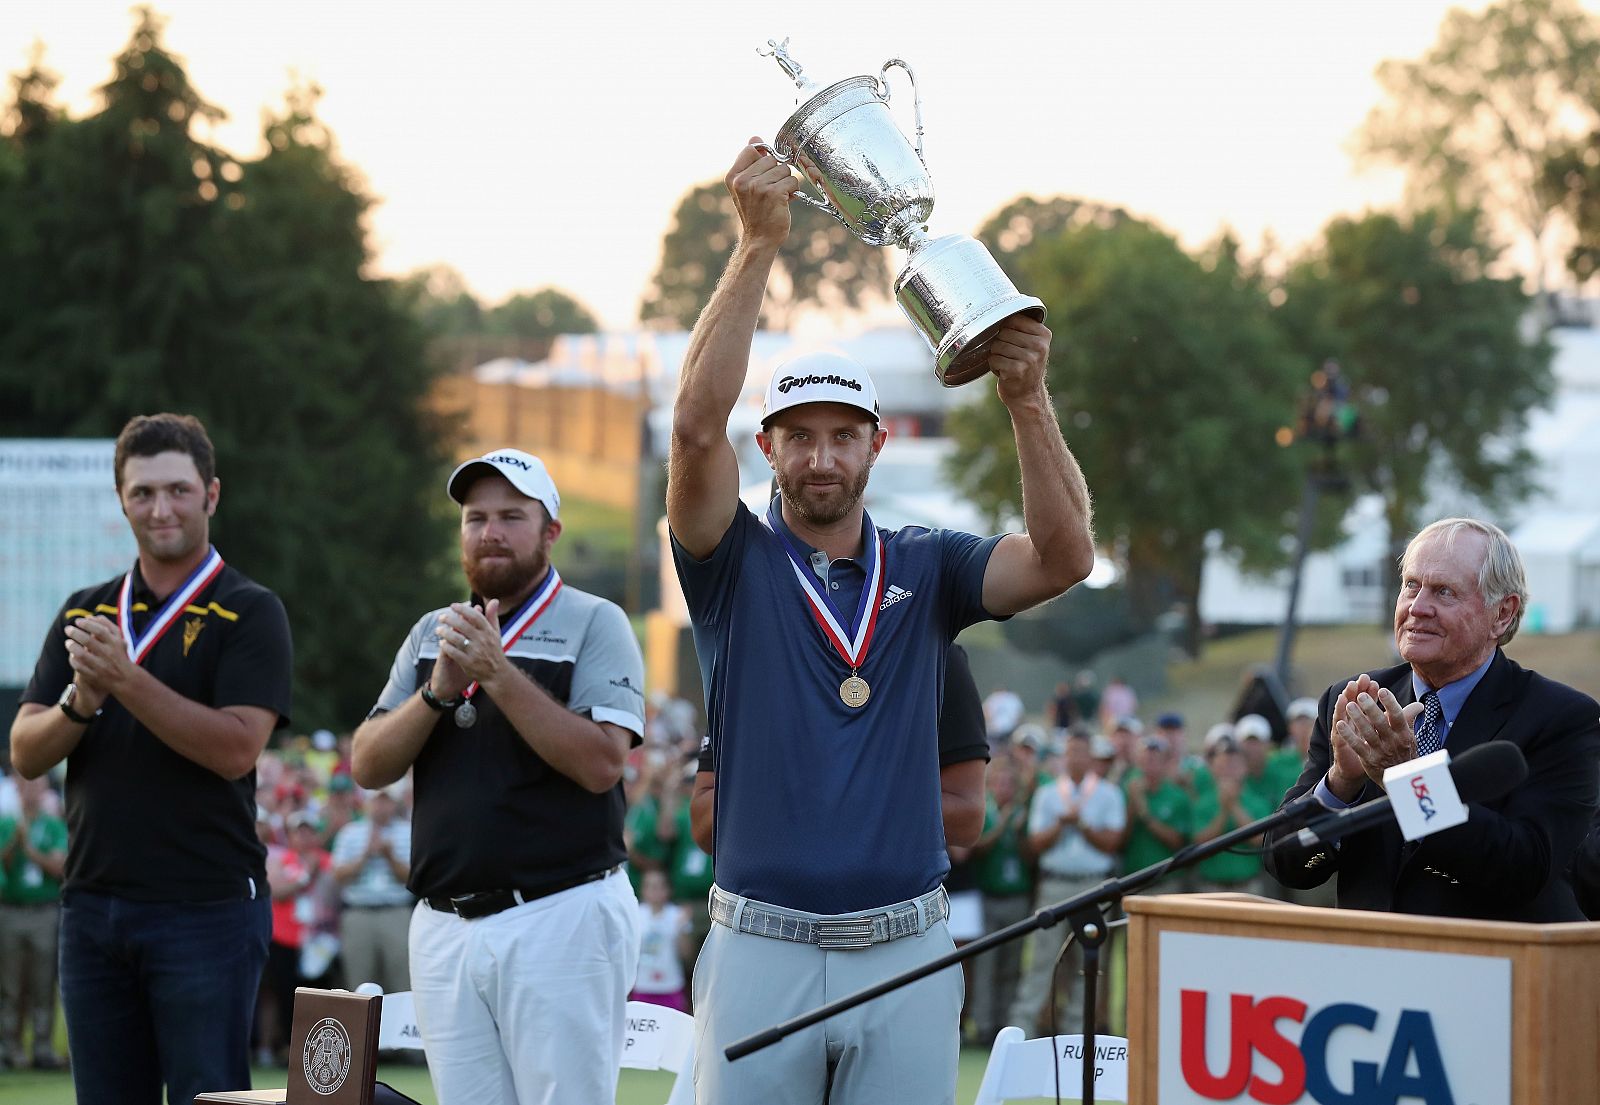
764, 503, 886, 710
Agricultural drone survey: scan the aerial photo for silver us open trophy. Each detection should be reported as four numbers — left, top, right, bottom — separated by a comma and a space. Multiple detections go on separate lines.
758, 38, 1045, 387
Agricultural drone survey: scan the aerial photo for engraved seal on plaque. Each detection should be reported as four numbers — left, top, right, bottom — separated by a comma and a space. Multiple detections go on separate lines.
302, 1016, 353, 1095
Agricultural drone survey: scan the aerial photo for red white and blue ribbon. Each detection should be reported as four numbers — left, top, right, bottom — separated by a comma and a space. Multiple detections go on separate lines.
118, 545, 225, 665
764, 502, 885, 672
461, 566, 563, 701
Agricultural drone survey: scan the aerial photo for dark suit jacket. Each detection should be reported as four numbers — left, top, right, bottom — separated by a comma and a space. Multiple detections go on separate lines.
1571, 808, 1600, 920
1262, 651, 1600, 922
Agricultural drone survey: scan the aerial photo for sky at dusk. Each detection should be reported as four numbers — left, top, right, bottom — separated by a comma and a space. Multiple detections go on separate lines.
6, 1, 1502, 328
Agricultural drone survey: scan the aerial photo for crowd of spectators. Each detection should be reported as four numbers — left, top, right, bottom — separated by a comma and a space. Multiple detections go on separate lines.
0, 772, 67, 1071
960, 677, 1323, 1043
0, 672, 1322, 1068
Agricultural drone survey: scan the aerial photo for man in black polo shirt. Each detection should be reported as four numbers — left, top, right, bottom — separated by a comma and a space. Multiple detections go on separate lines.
10, 413, 292, 1105
352, 448, 645, 1105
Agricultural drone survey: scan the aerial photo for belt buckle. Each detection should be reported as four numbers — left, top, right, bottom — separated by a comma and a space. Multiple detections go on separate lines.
814, 917, 877, 950
449, 891, 497, 918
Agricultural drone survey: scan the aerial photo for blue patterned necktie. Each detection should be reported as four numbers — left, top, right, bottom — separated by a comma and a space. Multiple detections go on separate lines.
1414, 691, 1444, 756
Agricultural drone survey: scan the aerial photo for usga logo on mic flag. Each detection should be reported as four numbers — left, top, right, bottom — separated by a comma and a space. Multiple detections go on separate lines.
1158, 933, 1510, 1105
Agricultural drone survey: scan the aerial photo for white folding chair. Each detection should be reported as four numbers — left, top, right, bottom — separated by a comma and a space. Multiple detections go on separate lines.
619, 999, 696, 1105
373, 989, 426, 1052
972, 1026, 1131, 1105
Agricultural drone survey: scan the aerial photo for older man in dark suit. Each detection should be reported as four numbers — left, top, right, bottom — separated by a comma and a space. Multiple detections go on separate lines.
1265, 518, 1600, 922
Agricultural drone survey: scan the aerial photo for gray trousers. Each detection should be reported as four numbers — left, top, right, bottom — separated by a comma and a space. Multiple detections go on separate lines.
692, 911, 962, 1105
0, 903, 60, 1064
966, 893, 1030, 1041
339, 903, 412, 994
1007, 872, 1107, 1035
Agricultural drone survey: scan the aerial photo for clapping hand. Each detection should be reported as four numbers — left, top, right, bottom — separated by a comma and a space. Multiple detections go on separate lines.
435, 599, 503, 688
1331, 675, 1425, 792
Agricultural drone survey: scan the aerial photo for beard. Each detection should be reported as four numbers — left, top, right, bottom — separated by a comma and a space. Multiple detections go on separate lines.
775, 463, 871, 527
461, 541, 549, 604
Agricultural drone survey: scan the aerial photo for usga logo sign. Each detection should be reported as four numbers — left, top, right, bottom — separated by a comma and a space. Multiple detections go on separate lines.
1179, 991, 1450, 1104
1157, 932, 1509, 1105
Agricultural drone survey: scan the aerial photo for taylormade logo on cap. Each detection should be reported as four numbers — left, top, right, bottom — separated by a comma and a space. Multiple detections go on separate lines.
777, 373, 864, 394
762, 351, 880, 426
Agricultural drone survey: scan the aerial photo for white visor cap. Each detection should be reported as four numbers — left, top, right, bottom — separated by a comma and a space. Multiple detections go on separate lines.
446, 448, 560, 521
761, 351, 881, 427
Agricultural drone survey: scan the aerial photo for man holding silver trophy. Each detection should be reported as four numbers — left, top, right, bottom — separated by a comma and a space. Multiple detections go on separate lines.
666, 43, 1096, 1105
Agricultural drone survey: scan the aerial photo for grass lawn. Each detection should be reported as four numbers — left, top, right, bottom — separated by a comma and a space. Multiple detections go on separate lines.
0, 1046, 1058, 1104
556, 494, 636, 558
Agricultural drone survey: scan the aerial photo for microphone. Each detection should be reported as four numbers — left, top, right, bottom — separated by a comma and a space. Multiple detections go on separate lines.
1283, 741, 1528, 851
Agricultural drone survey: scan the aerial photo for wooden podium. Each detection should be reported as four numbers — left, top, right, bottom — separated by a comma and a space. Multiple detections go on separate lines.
1125, 893, 1600, 1105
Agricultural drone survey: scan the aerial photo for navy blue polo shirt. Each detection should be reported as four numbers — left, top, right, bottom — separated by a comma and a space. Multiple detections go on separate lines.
672, 498, 1001, 913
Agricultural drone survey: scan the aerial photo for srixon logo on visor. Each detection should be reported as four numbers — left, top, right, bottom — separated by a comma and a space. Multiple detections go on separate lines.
1179, 991, 1454, 1105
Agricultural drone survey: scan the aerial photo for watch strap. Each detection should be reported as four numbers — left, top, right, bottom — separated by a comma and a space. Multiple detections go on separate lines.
59, 688, 97, 725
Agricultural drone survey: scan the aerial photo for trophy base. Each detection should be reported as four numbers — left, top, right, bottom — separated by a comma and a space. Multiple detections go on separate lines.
935, 298, 1048, 387
893, 233, 1047, 387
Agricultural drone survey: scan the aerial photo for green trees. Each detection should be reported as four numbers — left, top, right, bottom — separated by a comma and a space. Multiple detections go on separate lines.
1362, 0, 1600, 294
948, 193, 1549, 652
485, 288, 598, 341
948, 208, 1303, 653
400, 265, 598, 344
638, 179, 891, 330
1275, 209, 1551, 590
0, 11, 455, 727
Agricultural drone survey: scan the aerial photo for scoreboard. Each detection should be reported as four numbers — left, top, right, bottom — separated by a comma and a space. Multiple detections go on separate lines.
0, 440, 136, 688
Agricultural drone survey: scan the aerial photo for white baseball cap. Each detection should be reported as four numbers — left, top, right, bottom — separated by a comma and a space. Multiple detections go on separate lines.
761, 351, 880, 427
1287, 697, 1318, 721
446, 448, 560, 521
1234, 714, 1273, 742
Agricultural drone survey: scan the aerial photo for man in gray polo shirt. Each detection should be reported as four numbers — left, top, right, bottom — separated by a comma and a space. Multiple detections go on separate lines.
352, 449, 645, 1105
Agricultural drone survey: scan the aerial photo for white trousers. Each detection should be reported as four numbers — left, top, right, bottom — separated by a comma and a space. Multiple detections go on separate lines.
408, 870, 640, 1105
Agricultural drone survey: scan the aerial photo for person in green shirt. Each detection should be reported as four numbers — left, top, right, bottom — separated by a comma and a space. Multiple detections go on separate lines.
1189, 734, 1270, 894
1235, 714, 1282, 809
0, 775, 67, 1070
655, 763, 715, 974
1157, 713, 1216, 801
1270, 698, 1317, 802
1121, 734, 1191, 881
627, 755, 715, 973
1274, 697, 1336, 908
967, 757, 1035, 1043
625, 753, 676, 892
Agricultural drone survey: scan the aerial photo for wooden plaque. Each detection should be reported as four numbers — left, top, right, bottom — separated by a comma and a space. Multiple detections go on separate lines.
286, 987, 382, 1105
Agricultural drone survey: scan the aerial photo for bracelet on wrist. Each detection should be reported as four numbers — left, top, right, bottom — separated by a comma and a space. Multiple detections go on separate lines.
420, 684, 463, 712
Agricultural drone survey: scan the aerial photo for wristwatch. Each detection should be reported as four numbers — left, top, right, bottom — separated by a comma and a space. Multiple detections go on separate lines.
58, 683, 101, 725
420, 684, 462, 712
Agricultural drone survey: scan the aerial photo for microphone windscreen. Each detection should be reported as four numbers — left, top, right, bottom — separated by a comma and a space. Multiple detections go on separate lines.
1448, 741, 1528, 804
